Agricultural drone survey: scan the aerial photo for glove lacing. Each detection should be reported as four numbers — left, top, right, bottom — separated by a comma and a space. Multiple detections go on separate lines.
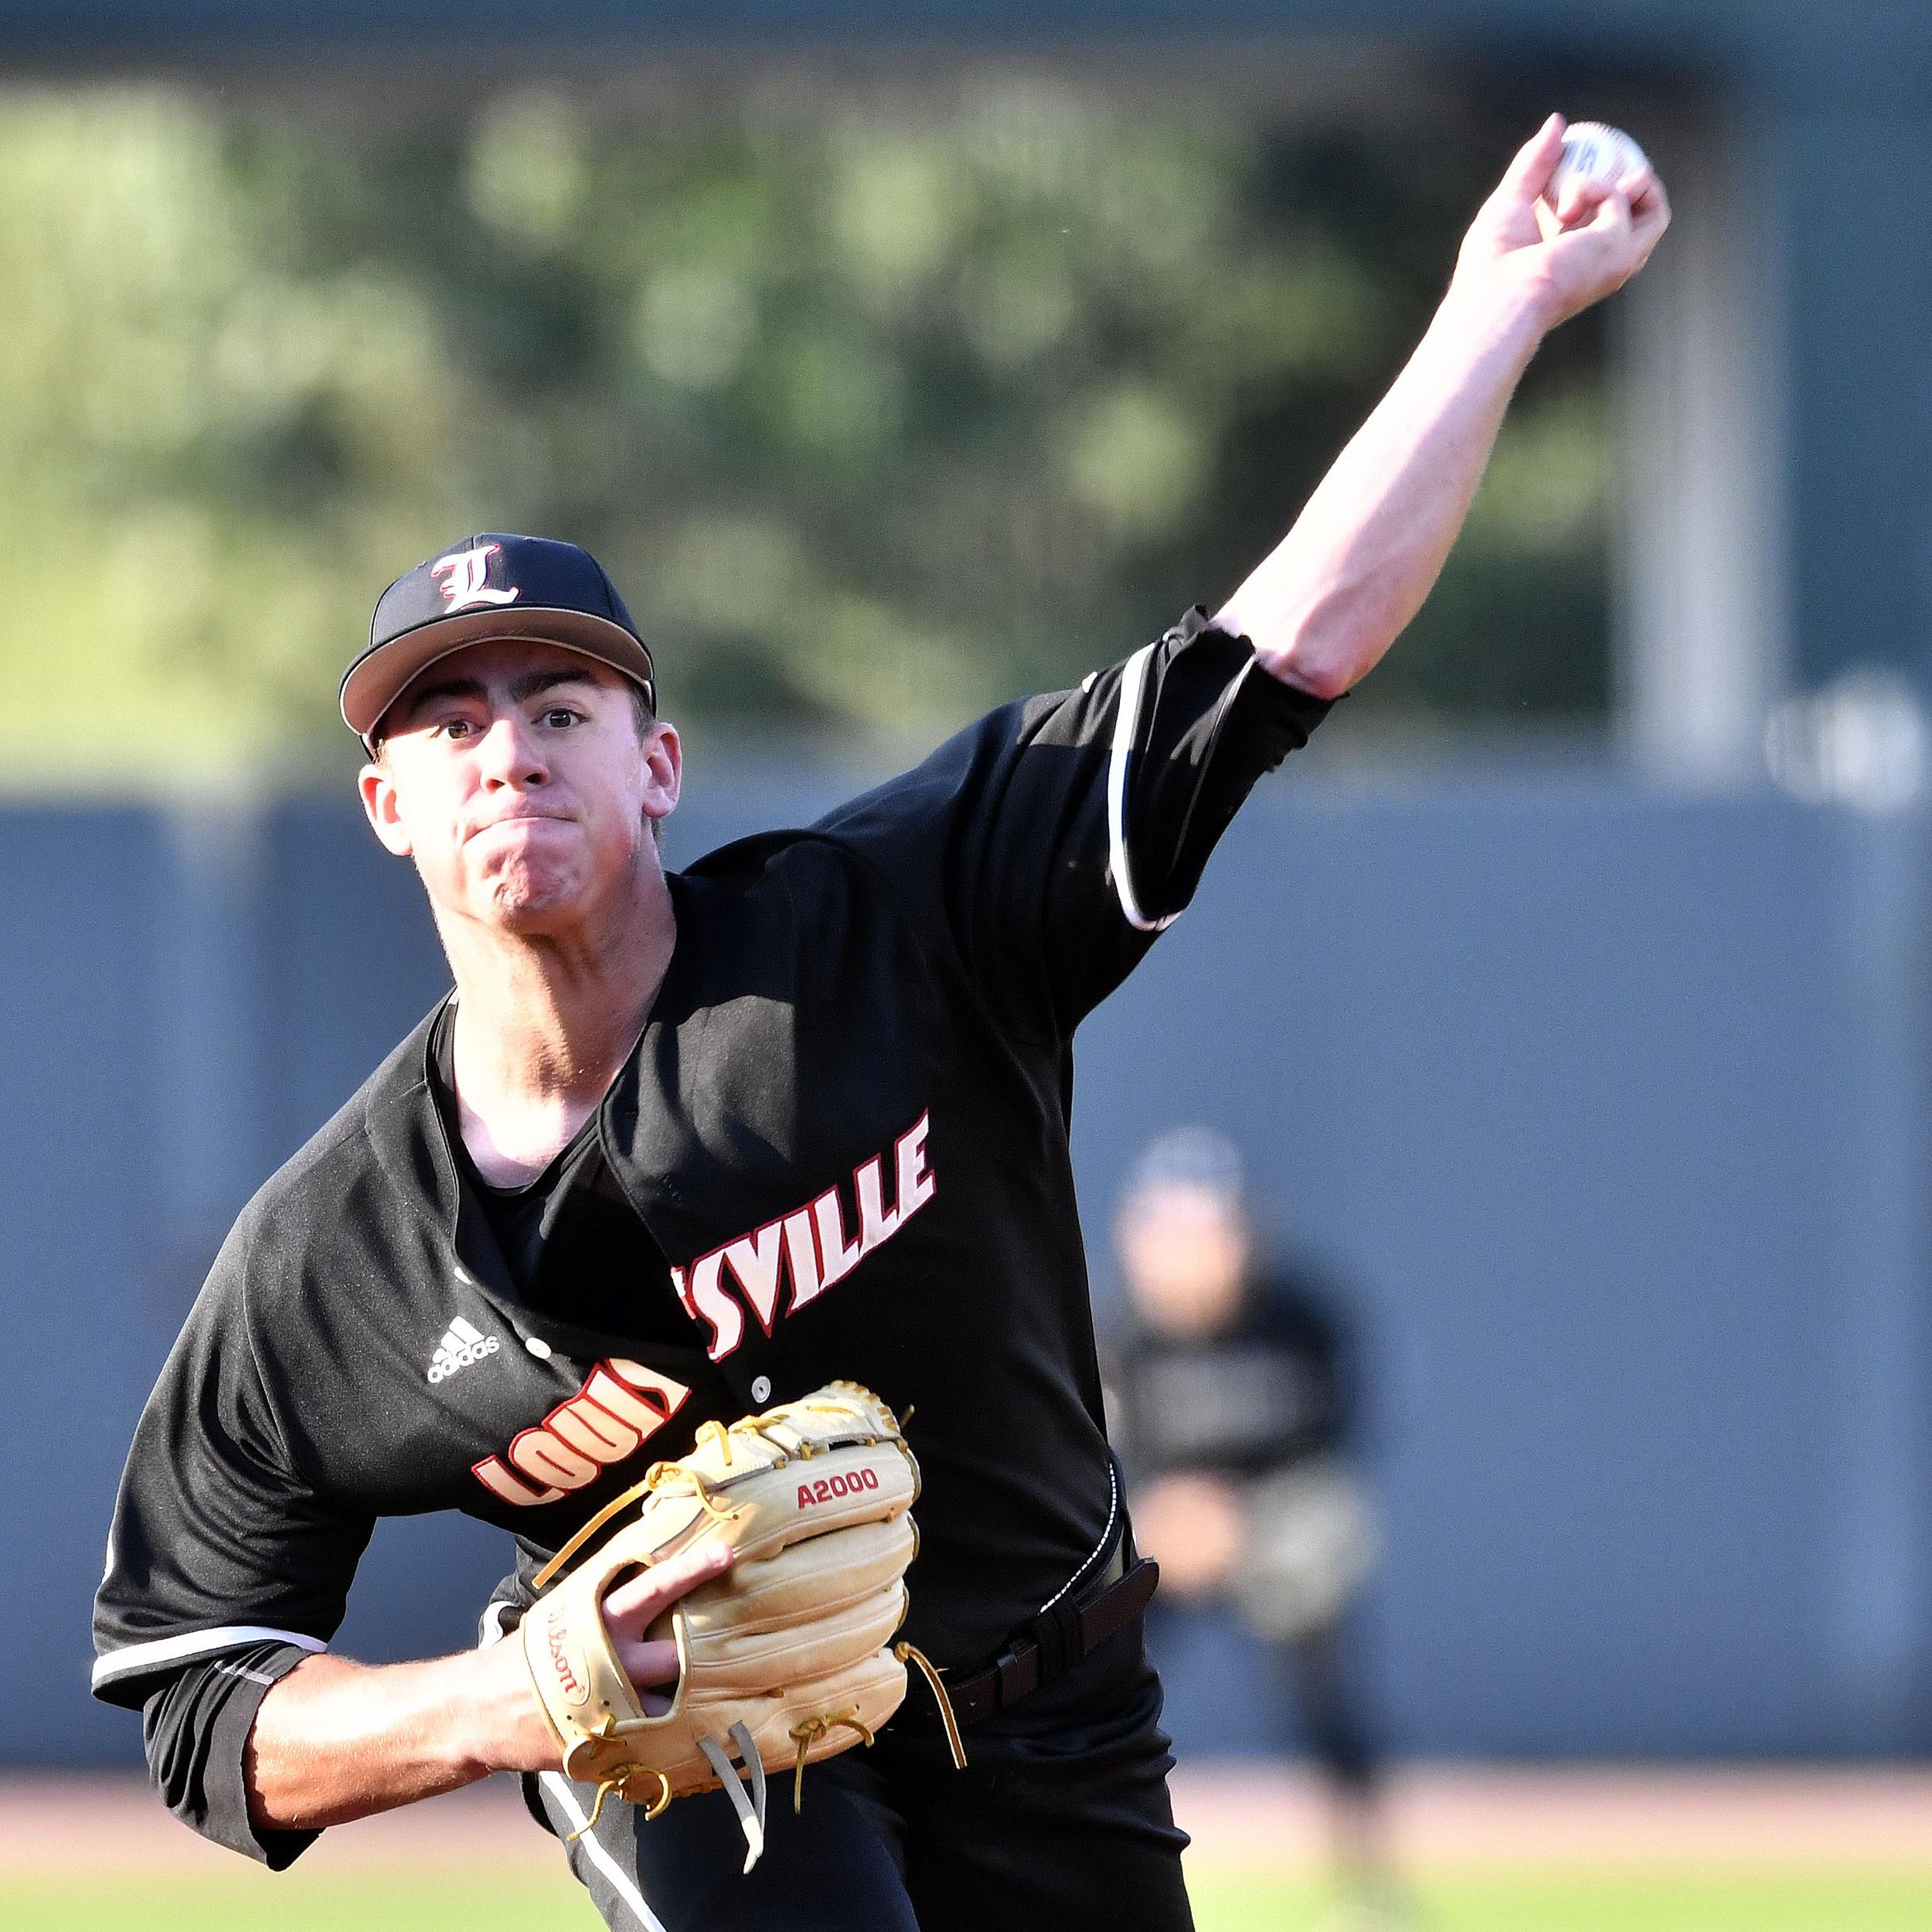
787, 1707, 876, 1813
893, 1641, 968, 1770
532, 1410, 850, 1591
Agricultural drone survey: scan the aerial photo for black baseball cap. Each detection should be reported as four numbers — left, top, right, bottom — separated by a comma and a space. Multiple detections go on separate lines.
341, 533, 656, 745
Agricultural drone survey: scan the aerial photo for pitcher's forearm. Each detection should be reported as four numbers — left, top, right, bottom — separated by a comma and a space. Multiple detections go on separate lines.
243, 1540, 725, 1832
1216, 277, 1547, 701
244, 1641, 556, 1830
1219, 116, 1667, 702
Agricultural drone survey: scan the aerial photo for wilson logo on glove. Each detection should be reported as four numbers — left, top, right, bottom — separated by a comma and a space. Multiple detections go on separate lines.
548, 1623, 590, 1706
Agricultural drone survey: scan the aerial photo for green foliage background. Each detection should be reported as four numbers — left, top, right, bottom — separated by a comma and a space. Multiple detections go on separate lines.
0, 77, 1611, 787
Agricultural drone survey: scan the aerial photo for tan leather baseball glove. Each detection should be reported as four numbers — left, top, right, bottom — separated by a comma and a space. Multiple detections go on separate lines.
521, 1379, 957, 1870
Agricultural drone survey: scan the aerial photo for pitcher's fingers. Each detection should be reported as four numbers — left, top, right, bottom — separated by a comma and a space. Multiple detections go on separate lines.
603, 1540, 733, 1634
1502, 114, 1566, 202
1628, 168, 1671, 239
1577, 182, 1636, 248
1546, 180, 1623, 257
1554, 171, 1619, 229
614, 1634, 682, 1689
1619, 164, 1664, 218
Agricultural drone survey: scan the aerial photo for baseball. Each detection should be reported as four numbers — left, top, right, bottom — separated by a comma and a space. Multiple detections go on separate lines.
1539, 121, 1650, 237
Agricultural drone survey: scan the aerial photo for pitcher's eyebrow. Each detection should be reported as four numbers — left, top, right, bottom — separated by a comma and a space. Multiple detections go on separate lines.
509, 666, 605, 704
396, 665, 600, 726
393, 673, 485, 724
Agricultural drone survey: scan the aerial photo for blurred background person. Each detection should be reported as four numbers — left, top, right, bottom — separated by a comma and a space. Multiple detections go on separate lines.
1106, 1126, 1396, 1927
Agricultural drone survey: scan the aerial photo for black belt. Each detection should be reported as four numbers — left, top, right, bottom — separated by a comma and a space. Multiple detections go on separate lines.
940, 1540, 1162, 1732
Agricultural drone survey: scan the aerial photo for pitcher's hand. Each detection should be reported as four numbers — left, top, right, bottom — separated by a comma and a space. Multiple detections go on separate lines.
1451, 115, 1670, 334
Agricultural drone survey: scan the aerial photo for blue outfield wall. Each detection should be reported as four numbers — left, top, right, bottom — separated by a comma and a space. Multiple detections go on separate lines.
7, 756, 1931, 1767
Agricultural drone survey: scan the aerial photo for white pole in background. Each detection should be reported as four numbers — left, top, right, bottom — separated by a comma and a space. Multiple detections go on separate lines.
1615, 104, 1787, 789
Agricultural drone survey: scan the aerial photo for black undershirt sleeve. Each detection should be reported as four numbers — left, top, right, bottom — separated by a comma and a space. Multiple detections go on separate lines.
141, 1643, 320, 1869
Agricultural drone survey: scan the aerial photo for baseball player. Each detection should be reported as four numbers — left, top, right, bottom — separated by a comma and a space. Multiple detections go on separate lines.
1106, 1128, 1396, 1921
93, 121, 1665, 1931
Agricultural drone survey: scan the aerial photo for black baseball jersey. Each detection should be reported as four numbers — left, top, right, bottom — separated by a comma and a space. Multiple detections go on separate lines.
93, 610, 1329, 1865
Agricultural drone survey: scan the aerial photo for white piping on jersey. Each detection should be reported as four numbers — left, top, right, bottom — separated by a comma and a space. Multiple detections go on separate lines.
1035, 1457, 1120, 1618
90, 1624, 326, 1691
478, 1597, 521, 1647
1106, 644, 1174, 933
1107, 643, 1259, 933
543, 1772, 671, 1932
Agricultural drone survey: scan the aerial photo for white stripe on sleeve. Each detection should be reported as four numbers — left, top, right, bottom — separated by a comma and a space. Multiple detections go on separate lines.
1105, 644, 1175, 934
91, 1624, 328, 1691
1106, 644, 1258, 933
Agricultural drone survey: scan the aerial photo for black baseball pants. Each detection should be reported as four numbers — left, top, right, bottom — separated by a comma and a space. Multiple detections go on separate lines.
531, 1625, 1195, 1932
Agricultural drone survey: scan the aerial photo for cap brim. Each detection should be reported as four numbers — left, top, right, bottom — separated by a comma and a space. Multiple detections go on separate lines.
340, 607, 657, 741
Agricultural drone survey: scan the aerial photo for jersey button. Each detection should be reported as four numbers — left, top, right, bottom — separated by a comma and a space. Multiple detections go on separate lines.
751, 1375, 772, 1403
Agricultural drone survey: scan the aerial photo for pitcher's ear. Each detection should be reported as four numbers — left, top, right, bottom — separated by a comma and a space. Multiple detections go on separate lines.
359, 760, 414, 857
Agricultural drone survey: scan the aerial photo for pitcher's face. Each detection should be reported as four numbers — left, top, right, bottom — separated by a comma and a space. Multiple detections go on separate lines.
359, 638, 679, 934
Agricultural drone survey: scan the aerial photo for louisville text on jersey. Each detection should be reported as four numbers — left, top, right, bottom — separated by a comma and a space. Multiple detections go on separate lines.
672, 1111, 935, 1362
467, 1116, 931, 1506
472, 1356, 693, 1508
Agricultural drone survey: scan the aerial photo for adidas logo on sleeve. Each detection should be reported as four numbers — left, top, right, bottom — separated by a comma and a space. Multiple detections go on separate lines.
428, 1315, 501, 1384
